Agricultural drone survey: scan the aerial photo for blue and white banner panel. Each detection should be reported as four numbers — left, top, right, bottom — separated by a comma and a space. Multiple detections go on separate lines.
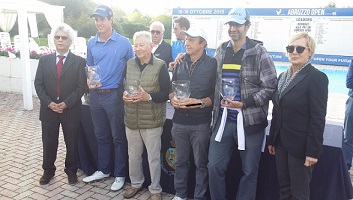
172, 8, 353, 66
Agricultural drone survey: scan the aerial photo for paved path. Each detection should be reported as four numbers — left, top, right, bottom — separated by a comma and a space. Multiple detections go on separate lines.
0, 91, 350, 199
0, 92, 174, 200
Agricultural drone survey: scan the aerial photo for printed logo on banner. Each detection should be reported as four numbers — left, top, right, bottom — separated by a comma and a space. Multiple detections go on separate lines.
275, 9, 282, 15
161, 139, 193, 176
161, 140, 176, 176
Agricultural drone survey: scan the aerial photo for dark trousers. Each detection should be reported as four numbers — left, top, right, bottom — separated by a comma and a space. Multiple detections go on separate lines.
171, 122, 210, 200
275, 140, 314, 200
343, 96, 353, 170
41, 121, 79, 175
89, 89, 127, 177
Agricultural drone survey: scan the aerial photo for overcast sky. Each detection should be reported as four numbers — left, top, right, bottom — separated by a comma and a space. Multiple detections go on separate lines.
93, 0, 352, 16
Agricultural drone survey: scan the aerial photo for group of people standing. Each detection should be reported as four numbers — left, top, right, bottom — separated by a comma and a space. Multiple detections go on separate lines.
34, 4, 329, 200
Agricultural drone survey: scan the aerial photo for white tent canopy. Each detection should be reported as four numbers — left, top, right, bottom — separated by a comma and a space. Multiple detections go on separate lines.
0, 0, 64, 110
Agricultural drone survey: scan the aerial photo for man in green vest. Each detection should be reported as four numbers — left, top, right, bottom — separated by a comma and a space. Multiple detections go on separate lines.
122, 31, 170, 200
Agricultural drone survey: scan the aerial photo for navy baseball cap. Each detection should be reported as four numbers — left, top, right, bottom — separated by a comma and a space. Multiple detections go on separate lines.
225, 7, 250, 25
90, 5, 113, 18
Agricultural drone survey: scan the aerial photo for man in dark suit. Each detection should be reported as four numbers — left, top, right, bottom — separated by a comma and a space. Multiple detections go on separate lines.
34, 23, 87, 185
150, 21, 172, 67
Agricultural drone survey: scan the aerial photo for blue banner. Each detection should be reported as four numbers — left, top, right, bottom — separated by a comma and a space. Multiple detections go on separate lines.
173, 8, 353, 66
268, 52, 352, 66
173, 8, 353, 17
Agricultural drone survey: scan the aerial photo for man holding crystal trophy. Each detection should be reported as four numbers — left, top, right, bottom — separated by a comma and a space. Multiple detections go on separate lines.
82, 5, 134, 191
122, 31, 170, 200
169, 27, 217, 200
207, 7, 278, 200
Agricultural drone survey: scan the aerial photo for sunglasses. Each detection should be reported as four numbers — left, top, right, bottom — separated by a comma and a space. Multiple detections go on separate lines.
150, 30, 161, 35
54, 35, 69, 40
286, 45, 307, 53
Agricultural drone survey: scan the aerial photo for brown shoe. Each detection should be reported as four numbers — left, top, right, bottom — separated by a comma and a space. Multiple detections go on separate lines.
68, 174, 78, 185
39, 173, 55, 185
123, 186, 143, 199
150, 193, 161, 200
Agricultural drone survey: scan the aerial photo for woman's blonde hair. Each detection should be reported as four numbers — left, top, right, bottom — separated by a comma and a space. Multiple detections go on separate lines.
288, 32, 316, 55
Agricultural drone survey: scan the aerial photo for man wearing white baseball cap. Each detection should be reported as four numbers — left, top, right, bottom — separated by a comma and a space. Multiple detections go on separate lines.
169, 27, 217, 200
226, 7, 250, 24
181, 27, 208, 42
208, 7, 277, 200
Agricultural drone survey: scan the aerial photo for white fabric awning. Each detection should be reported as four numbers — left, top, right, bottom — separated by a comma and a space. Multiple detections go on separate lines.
0, 0, 64, 35
0, 0, 65, 110
0, 12, 17, 32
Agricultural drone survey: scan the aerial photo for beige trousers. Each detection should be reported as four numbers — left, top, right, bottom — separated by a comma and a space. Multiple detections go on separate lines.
125, 126, 163, 194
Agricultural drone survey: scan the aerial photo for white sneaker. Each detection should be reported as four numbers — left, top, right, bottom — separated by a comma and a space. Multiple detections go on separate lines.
172, 196, 186, 200
82, 171, 110, 183
111, 177, 125, 191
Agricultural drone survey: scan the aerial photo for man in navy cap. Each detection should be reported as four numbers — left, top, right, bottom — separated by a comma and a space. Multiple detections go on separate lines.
207, 7, 277, 200
82, 5, 134, 192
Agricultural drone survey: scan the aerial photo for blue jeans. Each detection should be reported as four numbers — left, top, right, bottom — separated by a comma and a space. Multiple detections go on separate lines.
208, 119, 264, 200
344, 97, 353, 170
89, 88, 127, 177
171, 123, 210, 200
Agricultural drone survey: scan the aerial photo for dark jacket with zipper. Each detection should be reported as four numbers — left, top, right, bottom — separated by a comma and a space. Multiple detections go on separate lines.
172, 51, 217, 125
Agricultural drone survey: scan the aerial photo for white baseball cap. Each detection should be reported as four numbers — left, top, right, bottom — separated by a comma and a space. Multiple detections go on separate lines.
225, 7, 250, 25
181, 27, 208, 42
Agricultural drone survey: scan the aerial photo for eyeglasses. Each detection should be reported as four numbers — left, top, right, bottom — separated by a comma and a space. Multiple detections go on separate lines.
150, 30, 161, 35
286, 45, 308, 53
227, 22, 244, 28
54, 35, 69, 40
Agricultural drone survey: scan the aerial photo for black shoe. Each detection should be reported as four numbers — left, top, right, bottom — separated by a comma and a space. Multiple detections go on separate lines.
39, 173, 55, 185
68, 174, 78, 185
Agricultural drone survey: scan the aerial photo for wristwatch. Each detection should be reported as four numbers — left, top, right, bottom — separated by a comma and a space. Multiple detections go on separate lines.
200, 99, 205, 108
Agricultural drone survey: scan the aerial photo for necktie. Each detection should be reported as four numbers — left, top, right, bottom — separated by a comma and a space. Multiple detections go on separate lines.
56, 55, 65, 100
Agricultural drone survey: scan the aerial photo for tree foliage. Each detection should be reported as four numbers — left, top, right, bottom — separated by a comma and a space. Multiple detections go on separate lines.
127, 10, 152, 25
39, 0, 98, 37
121, 22, 148, 39
9, 0, 172, 40
152, 14, 172, 39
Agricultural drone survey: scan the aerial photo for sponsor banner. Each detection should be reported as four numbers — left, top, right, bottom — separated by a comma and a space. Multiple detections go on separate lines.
172, 8, 353, 66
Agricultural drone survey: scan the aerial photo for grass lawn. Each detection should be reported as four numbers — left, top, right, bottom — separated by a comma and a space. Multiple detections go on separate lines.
34, 38, 48, 46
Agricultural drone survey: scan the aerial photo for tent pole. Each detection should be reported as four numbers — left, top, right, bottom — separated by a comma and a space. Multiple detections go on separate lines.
18, 6, 33, 110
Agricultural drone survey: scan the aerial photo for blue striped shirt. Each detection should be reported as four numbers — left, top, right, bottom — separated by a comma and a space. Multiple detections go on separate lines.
219, 42, 246, 122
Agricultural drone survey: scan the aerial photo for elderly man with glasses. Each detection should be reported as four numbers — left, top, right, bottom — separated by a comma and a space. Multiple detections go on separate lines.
34, 23, 87, 185
149, 21, 172, 67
